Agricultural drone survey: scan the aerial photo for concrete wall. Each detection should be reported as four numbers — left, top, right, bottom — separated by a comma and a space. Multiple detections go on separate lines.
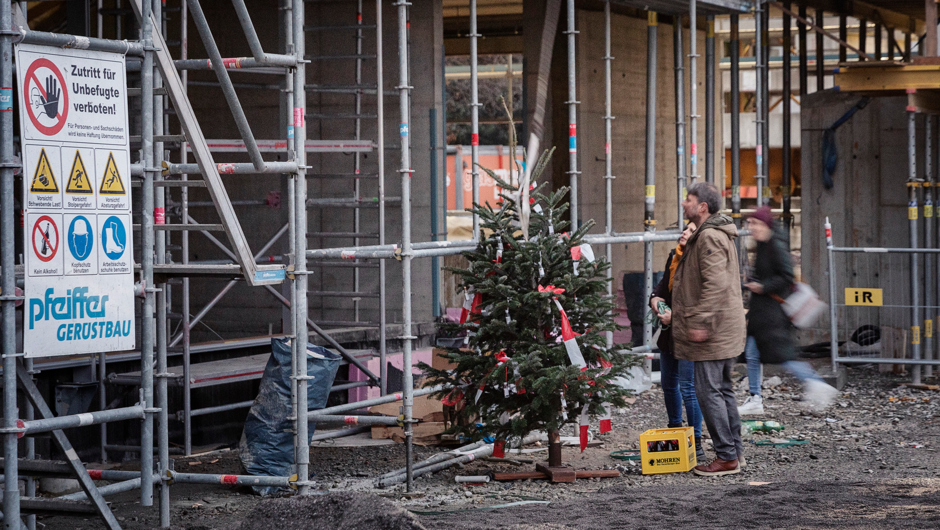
800, 92, 922, 343
542, 10, 717, 277
181, 0, 441, 340
181, 0, 290, 340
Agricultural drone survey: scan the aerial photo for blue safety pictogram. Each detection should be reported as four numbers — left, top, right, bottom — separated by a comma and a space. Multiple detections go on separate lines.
67, 215, 94, 261
101, 215, 126, 261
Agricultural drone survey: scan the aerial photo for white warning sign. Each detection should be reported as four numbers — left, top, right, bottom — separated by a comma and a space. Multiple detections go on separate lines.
16, 44, 128, 145
24, 144, 62, 209
16, 44, 134, 358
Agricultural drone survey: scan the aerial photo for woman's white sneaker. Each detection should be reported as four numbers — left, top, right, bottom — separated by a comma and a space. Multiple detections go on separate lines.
737, 394, 764, 416
804, 380, 839, 411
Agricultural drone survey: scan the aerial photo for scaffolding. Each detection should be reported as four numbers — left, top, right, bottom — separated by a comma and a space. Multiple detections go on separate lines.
3, 0, 936, 528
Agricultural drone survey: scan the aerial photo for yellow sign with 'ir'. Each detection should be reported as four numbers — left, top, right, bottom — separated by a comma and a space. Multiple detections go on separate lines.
845, 288, 883, 306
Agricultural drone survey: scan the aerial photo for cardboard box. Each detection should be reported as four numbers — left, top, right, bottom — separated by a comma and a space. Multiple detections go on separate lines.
371, 422, 446, 445
431, 347, 459, 371
369, 393, 441, 420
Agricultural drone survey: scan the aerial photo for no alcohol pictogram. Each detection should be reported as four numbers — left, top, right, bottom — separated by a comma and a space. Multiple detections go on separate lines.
23, 58, 69, 136
32, 215, 59, 263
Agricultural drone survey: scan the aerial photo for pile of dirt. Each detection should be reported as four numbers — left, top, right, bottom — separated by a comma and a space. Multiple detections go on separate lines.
234, 492, 426, 530
420, 479, 940, 529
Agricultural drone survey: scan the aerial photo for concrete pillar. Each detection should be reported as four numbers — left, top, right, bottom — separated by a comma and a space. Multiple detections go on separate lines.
522, 0, 558, 187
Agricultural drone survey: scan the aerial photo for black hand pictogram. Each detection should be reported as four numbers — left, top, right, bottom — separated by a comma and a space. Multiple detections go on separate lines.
40, 75, 60, 119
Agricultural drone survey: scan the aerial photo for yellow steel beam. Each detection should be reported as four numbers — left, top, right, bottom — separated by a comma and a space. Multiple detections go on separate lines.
834, 64, 940, 91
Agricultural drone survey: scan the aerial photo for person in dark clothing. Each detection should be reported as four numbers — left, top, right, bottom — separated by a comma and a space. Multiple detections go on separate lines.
650, 222, 704, 463
739, 206, 838, 415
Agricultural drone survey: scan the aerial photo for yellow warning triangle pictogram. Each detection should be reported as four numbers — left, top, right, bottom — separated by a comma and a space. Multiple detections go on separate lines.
65, 151, 94, 195
29, 148, 59, 193
99, 152, 126, 195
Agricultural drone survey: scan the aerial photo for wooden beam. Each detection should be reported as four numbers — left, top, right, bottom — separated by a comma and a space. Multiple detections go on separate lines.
835, 64, 940, 91
927, 0, 938, 57
908, 89, 940, 115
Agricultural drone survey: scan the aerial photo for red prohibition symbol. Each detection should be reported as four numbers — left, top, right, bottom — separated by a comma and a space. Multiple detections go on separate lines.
32, 215, 59, 263
23, 58, 69, 136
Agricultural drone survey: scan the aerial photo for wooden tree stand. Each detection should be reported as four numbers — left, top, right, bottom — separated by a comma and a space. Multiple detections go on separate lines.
491, 430, 620, 483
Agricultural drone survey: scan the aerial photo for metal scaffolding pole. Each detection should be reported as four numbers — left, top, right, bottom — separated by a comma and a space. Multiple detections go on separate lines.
566, 0, 579, 230
799, 5, 808, 95
815, 9, 824, 91
782, 1, 792, 243
859, 18, 867, 61
754, 3, 765, 207
604, 0, 614, 349
394, 0, 416, 492
644, 11, 657, 351
140, 0, 157, 508
674, 15, 687, 224
875, 22, 882, 61
926, 116, 935, 379
936, 114, 940, 375
154, 0, 170, 524
180, 0, 192, 457
23, 360, 34, 530
909, 110, 923, 386
730, 14, 741, 226
1, 0, 21, 525
689, 0, 698, 184
470, 0, 480, 236
705, 15, 715, 185
376, 0, 388, 395
839, 14, 847, 63
17, 7, 34, 525
760, 4, 770, 198
355, 0, 364, 323
291, 0, 311, 494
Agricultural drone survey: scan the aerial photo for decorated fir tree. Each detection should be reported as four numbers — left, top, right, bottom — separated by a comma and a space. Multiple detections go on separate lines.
422, 148, 638, 461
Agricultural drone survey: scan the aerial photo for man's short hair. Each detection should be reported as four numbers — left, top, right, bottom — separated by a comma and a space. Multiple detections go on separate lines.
687, 182, 721, 214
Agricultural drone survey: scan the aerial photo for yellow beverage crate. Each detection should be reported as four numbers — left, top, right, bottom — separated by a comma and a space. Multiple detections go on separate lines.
639, 427, 696, 475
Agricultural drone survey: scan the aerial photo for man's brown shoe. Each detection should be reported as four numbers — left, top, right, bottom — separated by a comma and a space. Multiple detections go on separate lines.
692, 458, 740, 477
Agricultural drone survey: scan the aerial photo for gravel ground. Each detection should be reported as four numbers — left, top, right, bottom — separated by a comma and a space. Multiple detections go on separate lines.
29, 361, 940, 529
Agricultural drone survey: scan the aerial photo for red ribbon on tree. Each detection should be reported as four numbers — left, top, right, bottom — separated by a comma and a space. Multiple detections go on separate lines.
554, 299, 587, 369
441, 388, 463, 407
459, 287, 475, 324
579, 406, 590, 452
538, 284, 565, 295
494, 350, 510, 366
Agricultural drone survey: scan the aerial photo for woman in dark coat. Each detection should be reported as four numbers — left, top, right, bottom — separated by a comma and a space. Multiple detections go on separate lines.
650, 222, 704, 460
738, 206, 838, 415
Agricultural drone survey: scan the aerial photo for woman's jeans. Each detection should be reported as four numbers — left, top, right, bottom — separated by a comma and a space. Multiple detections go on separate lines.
745, 336, 822, 396
660, 348, 702, 438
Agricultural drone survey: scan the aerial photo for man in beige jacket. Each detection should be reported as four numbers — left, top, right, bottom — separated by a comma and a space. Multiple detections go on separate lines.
672, 182, 747, 476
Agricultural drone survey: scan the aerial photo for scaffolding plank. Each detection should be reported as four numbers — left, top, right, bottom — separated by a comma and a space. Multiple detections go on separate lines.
19, 498, 97, 516
113, 350, 375, 388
